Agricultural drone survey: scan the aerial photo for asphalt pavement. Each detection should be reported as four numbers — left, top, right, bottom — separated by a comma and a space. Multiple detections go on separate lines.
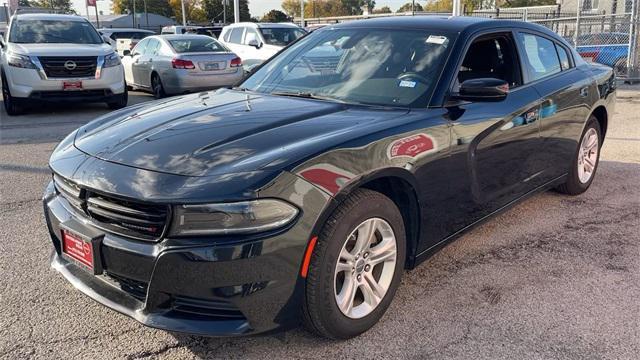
0, 88, 639, 359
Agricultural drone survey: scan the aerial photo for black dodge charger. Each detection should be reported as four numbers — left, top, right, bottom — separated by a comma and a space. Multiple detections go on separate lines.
43, 16, 615, 339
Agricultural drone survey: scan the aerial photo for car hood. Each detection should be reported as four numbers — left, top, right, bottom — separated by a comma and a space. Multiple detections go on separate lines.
8, 43, 114, 57
74, 89, 409, 177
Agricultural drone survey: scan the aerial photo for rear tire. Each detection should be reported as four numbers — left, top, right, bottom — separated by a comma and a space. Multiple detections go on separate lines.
2, 72, 24, 116
107, 88, 128, 110
556, 116, 602, 195
302, 188, 406, 339
151, 74, 166, 99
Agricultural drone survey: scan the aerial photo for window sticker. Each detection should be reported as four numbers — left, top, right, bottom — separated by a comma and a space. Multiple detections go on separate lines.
399, 80, 417, 88
426, 35, 447, 45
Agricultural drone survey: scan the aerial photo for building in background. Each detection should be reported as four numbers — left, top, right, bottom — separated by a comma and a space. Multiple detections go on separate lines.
556, 0, 634, 14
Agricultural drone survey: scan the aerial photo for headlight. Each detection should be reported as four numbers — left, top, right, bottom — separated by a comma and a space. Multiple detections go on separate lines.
170, 199, 299, 236
103, 52, 121, 68
7, 52, 36, 69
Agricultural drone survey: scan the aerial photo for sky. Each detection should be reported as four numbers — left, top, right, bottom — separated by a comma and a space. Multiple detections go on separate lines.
70, 0, 419, 19
250, 0, 420, 17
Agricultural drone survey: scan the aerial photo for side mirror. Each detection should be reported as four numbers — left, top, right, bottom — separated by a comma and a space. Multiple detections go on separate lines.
123, 49, 131, 56
452, 78, 509, 102
246, 33, 262, 49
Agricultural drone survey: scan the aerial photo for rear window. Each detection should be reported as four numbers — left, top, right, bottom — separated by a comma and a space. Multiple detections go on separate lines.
168, 38, 228, 53
259, 27, 306, 46
9, 19, 103, 44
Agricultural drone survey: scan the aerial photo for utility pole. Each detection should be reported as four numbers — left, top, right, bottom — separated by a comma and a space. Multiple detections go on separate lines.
412, 0, 415, 15
223, 0, 226, 24
300, 0, 304, 26
573, 0, 583, 47
234, 0, 239, 23
452, 0, 462, 16
143, 0, 148, 28
132, 0, 136, 28
181, 0, 186, 26
628, 0, 639, 81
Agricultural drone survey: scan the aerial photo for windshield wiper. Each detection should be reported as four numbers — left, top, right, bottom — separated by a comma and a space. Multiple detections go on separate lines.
270, 91, 352, 104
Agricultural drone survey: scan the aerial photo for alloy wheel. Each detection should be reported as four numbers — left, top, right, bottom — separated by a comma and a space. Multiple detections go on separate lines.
334, 217, 397, 319
577, 127, 599, 184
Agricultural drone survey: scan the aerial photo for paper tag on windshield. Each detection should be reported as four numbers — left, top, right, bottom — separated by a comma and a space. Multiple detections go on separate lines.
399, 80, 417, 88
426, 35, 447, 45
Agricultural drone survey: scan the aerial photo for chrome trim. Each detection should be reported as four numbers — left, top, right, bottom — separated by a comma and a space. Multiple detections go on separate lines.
30, 56, 104, 81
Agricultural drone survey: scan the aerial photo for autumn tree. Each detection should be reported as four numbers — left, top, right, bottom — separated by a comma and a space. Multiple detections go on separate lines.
282, 0, 374, 18
261, 9, 290, 22
32, 0, 73, 12
168, 0, 207, 23
112, 0, 174, 17
397, 2, 423, 12
201, 0, 251, 23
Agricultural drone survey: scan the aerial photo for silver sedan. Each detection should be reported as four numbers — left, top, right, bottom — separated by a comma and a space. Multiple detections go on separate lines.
122, 35, 244, 98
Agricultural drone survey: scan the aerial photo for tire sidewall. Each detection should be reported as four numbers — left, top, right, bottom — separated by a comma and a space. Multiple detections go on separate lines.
307, 191, 406, 339
568, 117, 602, 192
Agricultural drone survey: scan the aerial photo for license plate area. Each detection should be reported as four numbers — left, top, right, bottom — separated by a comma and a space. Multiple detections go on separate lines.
61, 228, 103, 275
199, 61, 225, 71
63, 81, 83, 91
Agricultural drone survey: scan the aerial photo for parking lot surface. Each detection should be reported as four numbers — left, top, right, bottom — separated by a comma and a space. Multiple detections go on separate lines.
1, 88, 639, 359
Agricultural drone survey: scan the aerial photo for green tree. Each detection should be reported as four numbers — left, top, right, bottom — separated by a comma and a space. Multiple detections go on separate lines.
397, 2, 423, 12
112, 0, 174, 17
32, 0, 73, 12
261, 9, 290, 22
372, 5, 391, 13
202, 0, 251, 23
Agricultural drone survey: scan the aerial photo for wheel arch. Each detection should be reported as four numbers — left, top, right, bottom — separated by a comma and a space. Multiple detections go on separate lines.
591, 105, 608, 140
317, 168, 422, 270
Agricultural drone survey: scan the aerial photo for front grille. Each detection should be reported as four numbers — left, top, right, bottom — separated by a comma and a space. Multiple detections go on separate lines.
172, 295, 245, 319
105, 272, 148, 301
39, 56, 97, 78
53, 174, 170, 241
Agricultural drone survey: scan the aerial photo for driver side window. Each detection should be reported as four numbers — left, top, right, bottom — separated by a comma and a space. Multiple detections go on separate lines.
132, 38, 149, 56
455, 33, 522, 92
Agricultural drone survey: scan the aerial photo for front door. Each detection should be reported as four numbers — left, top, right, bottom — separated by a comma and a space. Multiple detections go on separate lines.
442, 32, 545, 236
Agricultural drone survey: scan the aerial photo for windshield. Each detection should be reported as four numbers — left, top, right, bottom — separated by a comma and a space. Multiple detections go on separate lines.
242, 28, 453, 108
169, 37, 228, 53
9, 20, 103, 44
259, 27, 306, 46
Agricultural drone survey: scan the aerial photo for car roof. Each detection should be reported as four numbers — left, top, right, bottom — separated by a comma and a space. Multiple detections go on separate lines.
13, 13, 89, 22
99, 28, 154, 33
224, 22, 301, 29
154, 34, 219, 41
327, 15, 551, 34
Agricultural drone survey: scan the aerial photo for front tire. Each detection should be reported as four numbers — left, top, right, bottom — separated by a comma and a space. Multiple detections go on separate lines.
556, 116, 602, 195
2, 73, 24, 116
303, 189, 406, 339
107, 88, 128, 110
151, 74, 166, 99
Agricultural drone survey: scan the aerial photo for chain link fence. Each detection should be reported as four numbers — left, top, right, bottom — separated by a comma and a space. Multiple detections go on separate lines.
301, 1, 640, 81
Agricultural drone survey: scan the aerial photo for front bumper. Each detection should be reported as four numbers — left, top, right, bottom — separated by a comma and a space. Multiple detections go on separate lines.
42, 163, 330, 336
5, 65, 125, 99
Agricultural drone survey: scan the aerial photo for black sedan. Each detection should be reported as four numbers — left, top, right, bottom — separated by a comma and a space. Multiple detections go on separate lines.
43, 16, 615, 339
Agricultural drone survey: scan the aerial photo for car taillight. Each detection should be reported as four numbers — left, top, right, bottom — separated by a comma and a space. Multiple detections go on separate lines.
230, 57, 242, 68
172, 58, 195, 69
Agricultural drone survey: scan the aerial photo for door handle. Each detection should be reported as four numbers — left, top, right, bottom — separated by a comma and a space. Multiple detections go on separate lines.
579, 86, 589, 97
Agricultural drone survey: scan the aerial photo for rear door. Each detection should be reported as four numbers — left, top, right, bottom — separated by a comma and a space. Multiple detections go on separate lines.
137, 38, 160, 88
223, 27, 245, 58
130, 38, 150, 86
515, 31, 593, 182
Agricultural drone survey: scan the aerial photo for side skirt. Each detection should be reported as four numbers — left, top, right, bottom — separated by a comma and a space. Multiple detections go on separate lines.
409, 173, 568, 268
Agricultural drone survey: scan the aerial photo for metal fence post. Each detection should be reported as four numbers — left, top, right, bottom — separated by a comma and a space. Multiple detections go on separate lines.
628, 0, 640, 82
573, 0, 583, 47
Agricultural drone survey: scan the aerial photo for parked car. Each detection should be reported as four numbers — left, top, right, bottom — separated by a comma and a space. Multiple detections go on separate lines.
160, 25, 201, 35
121, 34, 243, 98
0, 13, 127, 115
219, 22, 306, 68
44, 16, 615, 339
573, 32, 630, 75
194, 25, 225, 38
99, 28, 155, 57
